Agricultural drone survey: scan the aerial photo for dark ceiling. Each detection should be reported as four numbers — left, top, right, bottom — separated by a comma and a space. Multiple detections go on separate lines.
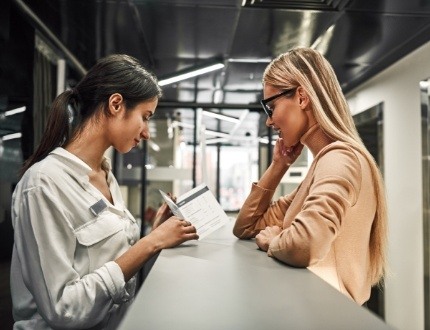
17, 0, 430, 93
3, 0, 430, 145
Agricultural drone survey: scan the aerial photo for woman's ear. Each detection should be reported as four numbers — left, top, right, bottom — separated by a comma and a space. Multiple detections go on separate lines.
108, 93, 124, 116
296, 86, 309, 110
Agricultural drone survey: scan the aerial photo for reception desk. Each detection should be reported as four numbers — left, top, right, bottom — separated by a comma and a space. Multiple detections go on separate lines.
119, 219, 394, 330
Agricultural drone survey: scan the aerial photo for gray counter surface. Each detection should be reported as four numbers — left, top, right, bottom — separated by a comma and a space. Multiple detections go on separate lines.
119, 219, 395, 330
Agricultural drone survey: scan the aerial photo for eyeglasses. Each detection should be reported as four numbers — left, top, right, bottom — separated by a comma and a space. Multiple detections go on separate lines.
260, 88, 296, 117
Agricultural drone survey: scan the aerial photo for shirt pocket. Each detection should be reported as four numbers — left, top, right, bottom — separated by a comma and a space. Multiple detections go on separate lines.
74, 215, 126, 272
74, 215, 123, 245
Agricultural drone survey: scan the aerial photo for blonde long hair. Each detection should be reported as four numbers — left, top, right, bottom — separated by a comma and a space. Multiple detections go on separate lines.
263, 47, 387, 285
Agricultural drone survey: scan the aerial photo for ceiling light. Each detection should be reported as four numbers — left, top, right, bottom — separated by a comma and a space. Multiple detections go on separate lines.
1, 106, 26, 120
228, 58, 272, 63
158, 58, 225, 86
204, 130, 230, 138
148, 140, 160, 152
258, 137, 276, 145
2, 132, 22, 141
5, 106, 26, 116
202, 110, 240, 123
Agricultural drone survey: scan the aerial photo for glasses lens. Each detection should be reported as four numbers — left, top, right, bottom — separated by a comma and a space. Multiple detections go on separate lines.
265, 104, 273, 117
260, 88, 295, 117
260, 100, 272, 117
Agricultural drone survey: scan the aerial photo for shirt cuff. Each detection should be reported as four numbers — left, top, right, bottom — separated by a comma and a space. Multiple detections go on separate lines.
96, 261, 130, 304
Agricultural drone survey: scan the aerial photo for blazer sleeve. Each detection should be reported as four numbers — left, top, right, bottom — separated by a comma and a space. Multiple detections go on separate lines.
233, 182, 298, 238
267, 145, 361, 267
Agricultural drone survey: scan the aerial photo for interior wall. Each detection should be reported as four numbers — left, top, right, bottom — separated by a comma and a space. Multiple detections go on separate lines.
346, 41, 430, 330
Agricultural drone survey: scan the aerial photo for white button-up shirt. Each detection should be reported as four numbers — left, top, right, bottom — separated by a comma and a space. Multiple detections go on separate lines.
10, 148, 140, 329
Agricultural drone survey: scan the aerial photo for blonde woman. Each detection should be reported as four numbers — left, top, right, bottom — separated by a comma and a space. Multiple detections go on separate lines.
233, 47, 387, 305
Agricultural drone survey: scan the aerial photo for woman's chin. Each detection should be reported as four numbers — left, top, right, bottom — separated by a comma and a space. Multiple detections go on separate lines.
285, 140, 299, 149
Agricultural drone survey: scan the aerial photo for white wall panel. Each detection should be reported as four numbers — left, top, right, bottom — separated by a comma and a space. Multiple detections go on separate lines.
346, 41, 430, 330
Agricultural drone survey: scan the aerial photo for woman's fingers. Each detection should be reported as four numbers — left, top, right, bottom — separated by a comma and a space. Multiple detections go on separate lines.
181, 220, 197, 232
180, 220, 198, 238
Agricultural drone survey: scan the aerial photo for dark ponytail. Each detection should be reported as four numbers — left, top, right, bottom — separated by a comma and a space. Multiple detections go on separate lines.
20, 90, 74, 176
20, 54, 162, 177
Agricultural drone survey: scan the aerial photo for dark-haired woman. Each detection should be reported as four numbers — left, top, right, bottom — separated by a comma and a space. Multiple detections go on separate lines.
10, 54, 198, 329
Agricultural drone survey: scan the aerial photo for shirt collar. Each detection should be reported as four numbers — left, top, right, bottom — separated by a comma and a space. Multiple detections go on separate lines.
50, 147, 112, 176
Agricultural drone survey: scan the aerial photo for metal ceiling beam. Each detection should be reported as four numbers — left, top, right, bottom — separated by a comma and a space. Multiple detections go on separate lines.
13, 0, 87, 76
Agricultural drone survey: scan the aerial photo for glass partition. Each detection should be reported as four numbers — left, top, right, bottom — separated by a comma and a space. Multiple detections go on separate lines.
114, 107, 267, 232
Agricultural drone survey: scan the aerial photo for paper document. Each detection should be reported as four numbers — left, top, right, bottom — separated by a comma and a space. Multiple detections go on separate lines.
159, 183, 229, 239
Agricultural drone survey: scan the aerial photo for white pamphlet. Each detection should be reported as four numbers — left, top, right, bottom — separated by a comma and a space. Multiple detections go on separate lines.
159, 183, 229, 239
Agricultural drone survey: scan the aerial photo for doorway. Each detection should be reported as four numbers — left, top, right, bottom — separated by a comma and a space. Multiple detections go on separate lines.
354, 102, 385, 319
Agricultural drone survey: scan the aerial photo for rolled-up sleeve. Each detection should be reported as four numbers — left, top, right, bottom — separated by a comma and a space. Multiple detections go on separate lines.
14, 185, 128, 329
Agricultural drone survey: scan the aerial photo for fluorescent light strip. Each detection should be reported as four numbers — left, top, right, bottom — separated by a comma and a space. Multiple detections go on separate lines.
158, 63, 225, 86
2, 132, 22, 141
148, 140, 160, 152
206, 138, 229, 145
204, 130, 230, 138
173, 123, 229, 139
206, 135, 256, 144
228, 58, 272, 63
258, 137, 277, 145
202, 110, 240, 123
5, 106, 26, 116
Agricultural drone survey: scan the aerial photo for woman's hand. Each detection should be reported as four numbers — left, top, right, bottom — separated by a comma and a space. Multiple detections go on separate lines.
255, 226, 282, 251
116, 217, 198, 281
152, 194, 176, 230
273, 138, 304, 167
150, 217, 199, 249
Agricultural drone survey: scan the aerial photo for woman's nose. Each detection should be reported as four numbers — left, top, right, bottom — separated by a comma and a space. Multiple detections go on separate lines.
141, 129, 150, 140
265, 116, 273, 127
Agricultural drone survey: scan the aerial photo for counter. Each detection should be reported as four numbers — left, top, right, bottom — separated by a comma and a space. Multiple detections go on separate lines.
119, 219, 394, 330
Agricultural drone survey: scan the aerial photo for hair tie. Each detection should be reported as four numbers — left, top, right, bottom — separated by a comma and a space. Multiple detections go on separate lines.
69, 87, 81, 103
67, 88, 82, 129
